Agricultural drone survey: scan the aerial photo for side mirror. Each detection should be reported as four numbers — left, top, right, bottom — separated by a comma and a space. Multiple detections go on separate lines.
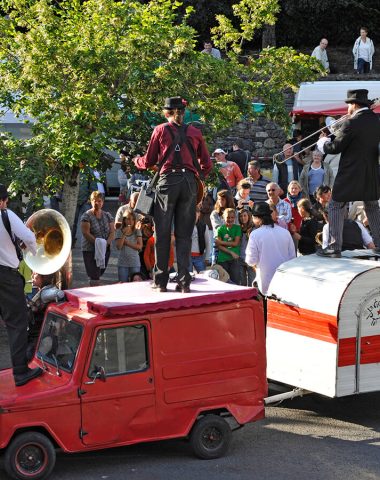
84, 365, 106, 385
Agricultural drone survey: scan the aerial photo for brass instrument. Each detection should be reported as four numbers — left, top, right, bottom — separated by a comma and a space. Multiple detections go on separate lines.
273, 96, 380, 164
272, 114, 350, 164
24, 209, 72, 275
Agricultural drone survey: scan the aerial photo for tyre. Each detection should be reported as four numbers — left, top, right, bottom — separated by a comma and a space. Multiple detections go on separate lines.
4, 432, 56, 480
190, 415, 232, 459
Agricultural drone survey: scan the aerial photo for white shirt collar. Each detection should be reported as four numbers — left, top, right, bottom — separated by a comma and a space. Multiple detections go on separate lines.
351, 107, 369, 117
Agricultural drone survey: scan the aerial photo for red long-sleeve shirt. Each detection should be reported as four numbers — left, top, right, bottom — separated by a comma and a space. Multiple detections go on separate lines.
134, 122, 212, 177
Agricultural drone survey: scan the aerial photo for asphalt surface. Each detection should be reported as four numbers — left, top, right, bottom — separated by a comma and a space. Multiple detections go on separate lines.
1, 199, 380, 479
26, 392, 380, 480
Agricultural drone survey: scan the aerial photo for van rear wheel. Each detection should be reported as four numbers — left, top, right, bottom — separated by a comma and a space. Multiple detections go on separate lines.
4, 432, 56, 480
190, 415, 232, 459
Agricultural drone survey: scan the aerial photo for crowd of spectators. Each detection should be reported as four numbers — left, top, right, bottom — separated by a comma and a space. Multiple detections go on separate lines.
64, 134, 377, 296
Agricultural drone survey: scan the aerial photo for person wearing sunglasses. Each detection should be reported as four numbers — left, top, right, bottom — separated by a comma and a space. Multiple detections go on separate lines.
265, 182, 292, 227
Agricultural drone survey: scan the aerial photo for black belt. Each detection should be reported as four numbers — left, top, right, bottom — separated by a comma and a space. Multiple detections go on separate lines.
0, 265, 19, 273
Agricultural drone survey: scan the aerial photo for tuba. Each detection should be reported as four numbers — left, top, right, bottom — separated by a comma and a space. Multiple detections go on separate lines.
24, 209, 72, 275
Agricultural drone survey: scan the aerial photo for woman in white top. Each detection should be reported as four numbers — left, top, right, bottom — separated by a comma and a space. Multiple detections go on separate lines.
352, 26, 375, 74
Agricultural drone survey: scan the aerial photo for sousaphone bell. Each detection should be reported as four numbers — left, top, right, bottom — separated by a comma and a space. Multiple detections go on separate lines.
24, 209, 72, 275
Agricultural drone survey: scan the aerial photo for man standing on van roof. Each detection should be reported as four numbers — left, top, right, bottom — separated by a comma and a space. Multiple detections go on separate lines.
311, 38, 330, 72
317, 89, 380, 257
134, 97, 212, 293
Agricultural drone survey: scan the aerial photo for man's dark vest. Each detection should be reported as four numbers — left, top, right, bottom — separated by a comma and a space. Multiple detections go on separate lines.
276, 159, 299, 194
342, 219, 363, 250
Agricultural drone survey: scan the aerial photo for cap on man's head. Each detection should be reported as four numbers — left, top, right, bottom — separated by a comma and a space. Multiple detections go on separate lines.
345, 89, 371, 106
0, 183, 9, 199
163, 97, 186, 110
213, 148, 227, 155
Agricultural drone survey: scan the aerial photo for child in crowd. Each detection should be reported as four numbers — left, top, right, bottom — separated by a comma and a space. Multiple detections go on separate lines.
238, 209, 255, 286
19, 259, 34, 300
210, 189, 235, 263
215, 208, 241, 284
289, 198, 319, 255
115, 211, 142, 282
137, 216, 154, 278
144, 226, 175, 279
190, 207, 211, 273
130, 272, 146, 282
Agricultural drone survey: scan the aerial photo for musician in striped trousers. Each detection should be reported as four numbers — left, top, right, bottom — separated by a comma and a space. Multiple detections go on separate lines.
317, 89, 380, 257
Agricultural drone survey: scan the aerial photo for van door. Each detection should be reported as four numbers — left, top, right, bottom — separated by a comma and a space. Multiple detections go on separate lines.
79, 321, 156, 446
357, 290, 380, 393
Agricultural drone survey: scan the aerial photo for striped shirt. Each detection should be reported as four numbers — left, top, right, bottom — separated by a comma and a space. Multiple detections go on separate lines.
245, 175, 271, 203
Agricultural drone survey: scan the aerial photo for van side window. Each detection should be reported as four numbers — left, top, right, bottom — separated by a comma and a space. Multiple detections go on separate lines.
88, 325, 148, 377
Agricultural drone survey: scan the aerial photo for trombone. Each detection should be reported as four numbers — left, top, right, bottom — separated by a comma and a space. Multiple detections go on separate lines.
272, 114, 349, 164
273, 96, 380, 164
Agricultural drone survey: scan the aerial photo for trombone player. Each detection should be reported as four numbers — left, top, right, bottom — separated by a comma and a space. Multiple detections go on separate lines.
0, 184, 43, 386
316, 89, 380, 257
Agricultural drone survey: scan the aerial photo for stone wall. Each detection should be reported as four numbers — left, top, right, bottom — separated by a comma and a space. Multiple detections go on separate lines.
211, 89, 295, 167
211, 118, 288, 167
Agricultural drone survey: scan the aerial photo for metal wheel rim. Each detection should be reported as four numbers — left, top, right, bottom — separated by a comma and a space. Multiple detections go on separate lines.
15, 443, 48, 475
201, 426, 223, 450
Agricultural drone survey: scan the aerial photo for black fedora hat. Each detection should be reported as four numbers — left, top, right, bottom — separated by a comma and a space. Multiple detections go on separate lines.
345, 89, 372, 106
251, 202, 272, 217
163, 97, 186, 110
0, 183, 9, 199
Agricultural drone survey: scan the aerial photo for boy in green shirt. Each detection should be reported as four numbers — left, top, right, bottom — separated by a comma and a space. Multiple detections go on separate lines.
215, 208, 241, 284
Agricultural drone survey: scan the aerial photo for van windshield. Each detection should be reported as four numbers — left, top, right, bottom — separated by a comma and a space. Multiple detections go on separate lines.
36, 313, 83, 373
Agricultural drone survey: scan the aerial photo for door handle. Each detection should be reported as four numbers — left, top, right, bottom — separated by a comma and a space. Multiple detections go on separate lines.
147, 377, 153, 384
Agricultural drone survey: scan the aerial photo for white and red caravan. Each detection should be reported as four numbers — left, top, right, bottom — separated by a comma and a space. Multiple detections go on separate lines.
266, 255, 380, 397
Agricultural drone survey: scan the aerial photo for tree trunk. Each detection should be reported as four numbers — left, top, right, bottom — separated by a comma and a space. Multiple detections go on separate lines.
59, 169, 79, 289
61, 170, 80, 229
262, 24, 276, 48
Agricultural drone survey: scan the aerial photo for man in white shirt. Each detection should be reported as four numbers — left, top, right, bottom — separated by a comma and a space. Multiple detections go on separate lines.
246, 202, 295, 296
0, 184, 42, 386
311, 38, 330, 72
201, 40, 222, 60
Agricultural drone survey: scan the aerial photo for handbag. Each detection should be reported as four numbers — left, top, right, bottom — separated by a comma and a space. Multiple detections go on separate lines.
134, 173, 158, 216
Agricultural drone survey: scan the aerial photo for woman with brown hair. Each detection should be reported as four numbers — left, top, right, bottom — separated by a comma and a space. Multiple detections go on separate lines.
210, 189, 235, 232
80, 191, 115, 286
291, 198, 319, 255
210, 189, 235, 264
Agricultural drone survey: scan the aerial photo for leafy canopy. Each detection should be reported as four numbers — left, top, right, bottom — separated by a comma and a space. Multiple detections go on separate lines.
0, 0, 324, 201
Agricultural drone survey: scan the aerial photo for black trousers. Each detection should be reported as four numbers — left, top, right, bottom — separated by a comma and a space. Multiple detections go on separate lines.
153, 171, 197, 287
0, 266, 29, 375
82, 247, 111, 280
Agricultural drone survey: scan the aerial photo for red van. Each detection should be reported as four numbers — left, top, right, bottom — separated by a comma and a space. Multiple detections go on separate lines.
0, 277, 266, 480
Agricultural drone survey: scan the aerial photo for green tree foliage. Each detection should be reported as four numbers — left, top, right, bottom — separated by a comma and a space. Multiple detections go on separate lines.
0, 0, 323, 220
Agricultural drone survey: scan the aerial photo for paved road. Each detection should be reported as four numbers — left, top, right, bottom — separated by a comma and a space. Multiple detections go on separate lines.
9, 391, 378, 480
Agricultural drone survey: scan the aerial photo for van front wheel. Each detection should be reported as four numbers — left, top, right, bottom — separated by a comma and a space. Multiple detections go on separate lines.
4, 432, 56, 480
190, 415, 232, 459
